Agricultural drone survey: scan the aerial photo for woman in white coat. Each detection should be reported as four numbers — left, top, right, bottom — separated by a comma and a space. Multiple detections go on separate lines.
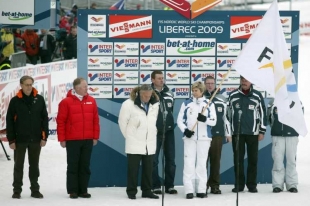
177, 81, 217, 199
118, 84, 160, 200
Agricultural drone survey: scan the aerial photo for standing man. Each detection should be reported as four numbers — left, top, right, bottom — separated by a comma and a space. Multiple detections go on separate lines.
118, 84, 160, 200
57, 77, 100, 199
151, 71, 177, 194
227, 76, 266, 193
38, 29, 55, 63
268, 98, 300, 193
63, 26, 77, 60
6, 75, 49, 199
204, 76, 231, 194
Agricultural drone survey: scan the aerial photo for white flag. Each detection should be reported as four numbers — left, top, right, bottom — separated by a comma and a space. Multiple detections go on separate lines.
232, 0, 307, 136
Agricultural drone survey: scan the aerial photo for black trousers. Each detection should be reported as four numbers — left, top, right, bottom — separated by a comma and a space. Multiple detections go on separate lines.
13, 142, 41, 193
66, 140, 93, 194
26, 54, 37, 65
207, 136, 223, 189
232, 134, 259, 190
127, 154, 153, 196
40, 55, 52, 63
152, 130, 176, 189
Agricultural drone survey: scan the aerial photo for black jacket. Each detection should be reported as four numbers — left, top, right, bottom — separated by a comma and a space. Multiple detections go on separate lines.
228, 86, 267, 135
205, 90, 231, 137
63, 34, 77, 59
268, 99, 299, 137
6, 88, 49, 144
152, 84, 174, 132
39, 34, 55, 56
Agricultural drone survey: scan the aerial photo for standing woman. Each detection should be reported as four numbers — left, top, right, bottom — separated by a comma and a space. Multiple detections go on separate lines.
177, 81, 217, 199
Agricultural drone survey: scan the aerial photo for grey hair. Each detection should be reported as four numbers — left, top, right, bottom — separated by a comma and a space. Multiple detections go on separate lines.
139, 84, 153, 92
20, 75, 34, 84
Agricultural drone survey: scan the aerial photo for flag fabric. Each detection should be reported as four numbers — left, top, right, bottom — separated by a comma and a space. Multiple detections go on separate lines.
109, 0, 125, 10
232, 0, 307, 136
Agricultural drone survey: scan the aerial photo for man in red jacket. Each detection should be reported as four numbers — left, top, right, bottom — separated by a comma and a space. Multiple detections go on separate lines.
56, 77, 100, 199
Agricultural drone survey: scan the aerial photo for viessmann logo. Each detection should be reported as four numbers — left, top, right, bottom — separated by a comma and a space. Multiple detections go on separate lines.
160, 0, 222, 19
1, 11, 33, 21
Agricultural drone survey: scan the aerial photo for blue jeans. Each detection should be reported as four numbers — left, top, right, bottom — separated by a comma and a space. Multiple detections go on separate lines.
152, 130, 176, 189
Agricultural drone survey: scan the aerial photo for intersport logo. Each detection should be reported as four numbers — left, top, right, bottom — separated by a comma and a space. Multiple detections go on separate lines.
160, 0, 222, 19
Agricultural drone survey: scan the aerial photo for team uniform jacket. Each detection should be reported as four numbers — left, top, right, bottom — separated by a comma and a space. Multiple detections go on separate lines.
228, 86, 267, 135
118, 89, 159, 155
152, 84, 174, 132
177, 96, 217, 140
268, 99, 300, 137
57, 89, 100, 142
205, 91, 231, 137
6, 88, 49, 144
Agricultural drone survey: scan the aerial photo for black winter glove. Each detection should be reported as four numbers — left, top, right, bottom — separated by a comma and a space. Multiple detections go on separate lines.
197, 113, 207, 122
184, 129, 195, 138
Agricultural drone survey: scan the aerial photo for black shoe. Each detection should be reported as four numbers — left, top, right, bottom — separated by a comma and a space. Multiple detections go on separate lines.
248, 188, 258, 193
12, 192, 21, 199
232, 188, 244, 193
165, 188, 178, 194
128, 195, 136, 199
152, 188, 162, 194
186, 193, 194, 199
78, 193, 91, 198
288, 188, 298, 193
69, 193, 78, 199
31, 191, 43, 198
142, 192, 159, 199
211, 188, 222, 194
273, 188, 282, 193
196, 193, 207, 198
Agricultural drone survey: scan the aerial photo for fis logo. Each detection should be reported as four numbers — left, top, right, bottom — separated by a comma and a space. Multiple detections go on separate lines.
167, 73, 177, 78
88, 45, 98, 53
89, 58, 99, 63
89, 87, 99, 92
141, 74, 151, 82
115, 73, 126, 78
91, 17, 103, 22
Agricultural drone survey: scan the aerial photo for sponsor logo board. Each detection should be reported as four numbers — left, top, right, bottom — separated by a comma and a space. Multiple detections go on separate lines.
88, 15, 106, 38
88, 85, 113, 98
88, 42, 113, 55
166, 57, 190, 70
191, 57, 216, 70
114, 57, 139, 70
191, 71, 215, 82
217, 43, 241, 56
166, 38, 216, 56
165, 71, 190, 84
114, 43, 139, 55
113, 85, 136, 98
217, 57, 237, 70
87, 56, 112, 70
140, 43, 165, 55
170, 85, 191, 98
140, 57, 165, 70
114, 71, 139, 84
217, 71, 240, 84
87, 72, 113, 84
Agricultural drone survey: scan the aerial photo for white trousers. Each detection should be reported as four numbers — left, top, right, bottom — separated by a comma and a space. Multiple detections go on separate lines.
272, 136, 299, 190
183, 138, 211, 194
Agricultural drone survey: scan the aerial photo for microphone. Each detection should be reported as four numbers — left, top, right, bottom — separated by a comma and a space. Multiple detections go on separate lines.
238, 110, 242, 121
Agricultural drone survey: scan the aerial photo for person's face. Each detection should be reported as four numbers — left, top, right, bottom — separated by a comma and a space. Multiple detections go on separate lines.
41, 29, 47, 34
71, 28, 77, 36
151, 74, 164, 88
241, 77, 251, 90
192, 88, 203, 98
75, 80, 88, 96
21, 79, 34, 96
205, 78, 215, 92
140, 90, 152, 103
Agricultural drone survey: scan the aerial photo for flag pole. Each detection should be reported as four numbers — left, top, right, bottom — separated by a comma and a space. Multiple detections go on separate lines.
191, 67, 232, 131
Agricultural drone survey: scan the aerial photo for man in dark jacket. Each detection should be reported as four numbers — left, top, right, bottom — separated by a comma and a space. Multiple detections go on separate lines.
6, 75, 49, 199
268, 98, 300, 193
39, 29, 55, 63
204, 76, 231, 194
151, 70, 177, 195
63, 26, 77, 60
227, 76, 267, 193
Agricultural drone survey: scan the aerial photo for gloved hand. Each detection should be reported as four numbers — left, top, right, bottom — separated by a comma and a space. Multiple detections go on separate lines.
184, 129, 195, 138
197, 113, 207, 122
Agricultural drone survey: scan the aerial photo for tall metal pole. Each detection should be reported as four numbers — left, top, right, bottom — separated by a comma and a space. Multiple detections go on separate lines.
88, 0, 90, 9
289, 0, 292, 10
152, 0, 155, 10
144, 0, 148, 10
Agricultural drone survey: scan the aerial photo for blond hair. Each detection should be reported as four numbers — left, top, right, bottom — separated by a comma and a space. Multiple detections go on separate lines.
191, 81, 205, 93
